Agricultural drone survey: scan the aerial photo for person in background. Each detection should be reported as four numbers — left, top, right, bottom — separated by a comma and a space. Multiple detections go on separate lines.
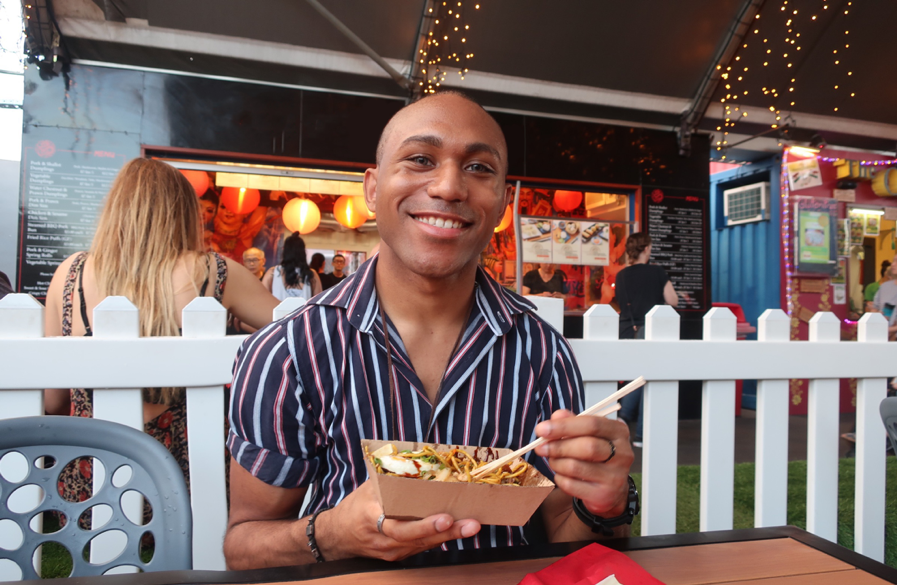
872, 255, 897, 340
321, 253, 347, 290
521, 263, 566, 298
309, 253, 326, 277
615, 232, 678, 448
864, 259, 892, 313
242, 247, 266, 280
42, 158, 279, 500
199, 190, 219, 251
0, 270, 12, 300
262, 233, 322, 301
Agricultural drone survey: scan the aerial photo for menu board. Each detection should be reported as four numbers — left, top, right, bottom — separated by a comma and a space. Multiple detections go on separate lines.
17, 128, 137, 297
645, 189, 708, 311
521, 217, 609, 266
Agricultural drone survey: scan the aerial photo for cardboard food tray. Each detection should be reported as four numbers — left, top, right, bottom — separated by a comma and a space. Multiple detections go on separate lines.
362, 439, 555, 526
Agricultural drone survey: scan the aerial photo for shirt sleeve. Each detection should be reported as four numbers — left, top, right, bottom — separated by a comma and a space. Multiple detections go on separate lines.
532, 330, 585, 480
227, 319, 323, 488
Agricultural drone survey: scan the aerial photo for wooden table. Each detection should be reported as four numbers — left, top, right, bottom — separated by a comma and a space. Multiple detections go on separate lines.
22, 526, 897, 585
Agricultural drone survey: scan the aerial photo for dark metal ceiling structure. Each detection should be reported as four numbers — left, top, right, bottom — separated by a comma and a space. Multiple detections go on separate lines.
26, 0, 897, 160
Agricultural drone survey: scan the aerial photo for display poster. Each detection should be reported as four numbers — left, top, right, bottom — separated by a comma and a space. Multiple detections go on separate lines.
520, 217, 552, 262
786, 157, 823, 191
645, 189, 708, 311
837, 219, 849, 256
865, 214, 881, 236
795, 197, 838, 276
849, 211, 865, 245
17, 127, 140, 298
833, 283, 846, 305
580, 222, 609, 266
832, 258, 847, 284
551, 220, 582, 264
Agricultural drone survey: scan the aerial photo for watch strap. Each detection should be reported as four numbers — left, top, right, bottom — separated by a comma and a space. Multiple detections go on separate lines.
572, 476, 639, 536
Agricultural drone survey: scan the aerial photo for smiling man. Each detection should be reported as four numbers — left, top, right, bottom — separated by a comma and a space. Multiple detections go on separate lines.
223, 92, 635, 569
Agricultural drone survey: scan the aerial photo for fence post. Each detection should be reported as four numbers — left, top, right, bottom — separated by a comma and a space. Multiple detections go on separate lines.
754, 309, 790, 527
641, 304, 680, 536
90, 296, 142, 568
524, 295, 564, 335
582, 304, 619, 415
182, 297, 228, 571
807, 311, 840, 542
274, 297, 307, 321
854, 312, 887, 562
0, 294, 45, 418
700, 307, 736, 531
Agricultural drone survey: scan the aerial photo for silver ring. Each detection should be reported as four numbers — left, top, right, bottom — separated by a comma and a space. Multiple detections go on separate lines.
377, 513, 386, 535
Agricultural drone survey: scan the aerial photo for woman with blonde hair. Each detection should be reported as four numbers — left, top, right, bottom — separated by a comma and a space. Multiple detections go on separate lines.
44, 158, 279, 498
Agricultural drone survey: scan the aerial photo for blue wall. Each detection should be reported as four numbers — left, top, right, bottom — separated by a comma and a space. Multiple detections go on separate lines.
710, 156, 782, 335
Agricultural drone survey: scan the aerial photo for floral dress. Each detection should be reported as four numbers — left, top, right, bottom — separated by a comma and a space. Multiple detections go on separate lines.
58, 252, 227, 510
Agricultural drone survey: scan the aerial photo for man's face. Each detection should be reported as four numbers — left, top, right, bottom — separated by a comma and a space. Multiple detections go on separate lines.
243, 253, 263, 273
199, 200, 216, 225
364, 95, 513, 280
332, 256, 346, 274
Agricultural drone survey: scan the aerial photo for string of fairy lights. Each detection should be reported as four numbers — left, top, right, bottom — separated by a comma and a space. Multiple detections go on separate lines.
716, 0, 856, 160
417, 1, 479, 94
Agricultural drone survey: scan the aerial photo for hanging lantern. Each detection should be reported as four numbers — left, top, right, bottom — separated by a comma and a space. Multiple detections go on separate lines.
494, 204, 513, 232
333, 196, 368, 229
553, 190, 583, 212
180, 169, 209, 196
220, 187, 260, 215
282, 198, 321, 234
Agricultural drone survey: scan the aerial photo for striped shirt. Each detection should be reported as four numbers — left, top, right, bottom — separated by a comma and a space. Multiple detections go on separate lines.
227, 256, 585, 550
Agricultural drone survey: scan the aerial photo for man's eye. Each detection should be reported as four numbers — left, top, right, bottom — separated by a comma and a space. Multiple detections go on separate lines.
409, 156, 432, 165
467, 163, 494, 173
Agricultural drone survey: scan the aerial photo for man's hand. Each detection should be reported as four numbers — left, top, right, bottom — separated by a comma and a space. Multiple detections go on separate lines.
318, 480, 481, 562
534, 409, 633, 518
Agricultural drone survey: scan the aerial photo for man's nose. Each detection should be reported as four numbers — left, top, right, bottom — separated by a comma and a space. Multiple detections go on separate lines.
426, 163, 467, 202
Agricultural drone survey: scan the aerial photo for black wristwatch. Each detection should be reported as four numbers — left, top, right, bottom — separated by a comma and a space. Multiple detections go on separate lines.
572, 476, 639, 537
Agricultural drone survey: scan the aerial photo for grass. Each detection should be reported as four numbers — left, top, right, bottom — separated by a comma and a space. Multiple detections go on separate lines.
631, 457, 897, 568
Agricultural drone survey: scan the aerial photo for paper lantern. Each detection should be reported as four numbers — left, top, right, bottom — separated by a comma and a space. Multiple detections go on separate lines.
553, 190, 583, 212
494, 204, 513, 232
333, 196, 368, 229
283, 198, 321, 234
221, 187, 260, 215
180, 169, 209, 196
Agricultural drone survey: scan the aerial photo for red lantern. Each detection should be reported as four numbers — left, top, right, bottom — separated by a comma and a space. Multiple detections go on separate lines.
283, 198, 321, 234
333, 196, 368, 229
494, 204, 513, 232
553, 190, 583, 212
180, 169, 209, 196
220, 187, 260, 215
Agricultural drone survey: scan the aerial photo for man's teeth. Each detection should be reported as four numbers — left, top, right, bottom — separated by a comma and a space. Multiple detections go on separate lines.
415, 216, 463, 229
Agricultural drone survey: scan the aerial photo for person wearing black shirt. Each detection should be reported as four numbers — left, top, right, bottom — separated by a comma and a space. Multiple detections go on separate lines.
321, 254, 348, 290
522, 263, 566, 298
615, 232, 678, 446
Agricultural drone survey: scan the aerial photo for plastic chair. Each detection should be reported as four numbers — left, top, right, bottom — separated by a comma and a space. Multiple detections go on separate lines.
881, 397, 897, 454
0, 416, 192, 579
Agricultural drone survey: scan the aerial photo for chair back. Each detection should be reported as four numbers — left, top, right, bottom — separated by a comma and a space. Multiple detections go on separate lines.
0, 416, 192, 579
880, 397, 897, 454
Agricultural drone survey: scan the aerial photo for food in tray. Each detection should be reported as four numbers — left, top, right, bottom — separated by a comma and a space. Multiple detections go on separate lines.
367, 443, 531, 486
581, 223, 602, 243
521, 220, 553, 241
553, 221, 579, 243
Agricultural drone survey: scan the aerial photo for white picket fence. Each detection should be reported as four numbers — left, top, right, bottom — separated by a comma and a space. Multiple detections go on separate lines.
0, 293, 893, 578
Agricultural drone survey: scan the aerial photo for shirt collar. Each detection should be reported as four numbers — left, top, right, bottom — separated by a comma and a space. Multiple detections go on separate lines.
310, 254, 535, 336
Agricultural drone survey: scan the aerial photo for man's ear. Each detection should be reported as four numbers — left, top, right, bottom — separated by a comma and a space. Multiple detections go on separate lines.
494, 183, 515, 228
363, 168, 378, 213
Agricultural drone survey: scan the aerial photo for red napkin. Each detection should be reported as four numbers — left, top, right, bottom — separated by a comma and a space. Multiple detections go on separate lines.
518, 543, 665, 585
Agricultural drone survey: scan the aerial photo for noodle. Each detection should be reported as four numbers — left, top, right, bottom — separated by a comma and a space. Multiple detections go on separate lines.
367, 444, 531, 486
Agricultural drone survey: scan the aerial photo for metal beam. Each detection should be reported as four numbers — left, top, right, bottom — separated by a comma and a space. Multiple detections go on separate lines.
303, 0, 411, 91
678, 0, 765, 156
407, 0, 437, 100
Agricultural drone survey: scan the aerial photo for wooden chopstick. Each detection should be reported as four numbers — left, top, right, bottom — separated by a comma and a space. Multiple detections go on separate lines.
471, 376, 646, 479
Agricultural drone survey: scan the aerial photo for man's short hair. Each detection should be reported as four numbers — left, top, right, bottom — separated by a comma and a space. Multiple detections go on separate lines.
243, 247, 264, 260
333, 254, 345, 261
374, 90, 504, 172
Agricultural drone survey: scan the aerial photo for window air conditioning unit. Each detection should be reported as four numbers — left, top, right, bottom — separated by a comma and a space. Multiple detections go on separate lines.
723, 182, 769, 226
